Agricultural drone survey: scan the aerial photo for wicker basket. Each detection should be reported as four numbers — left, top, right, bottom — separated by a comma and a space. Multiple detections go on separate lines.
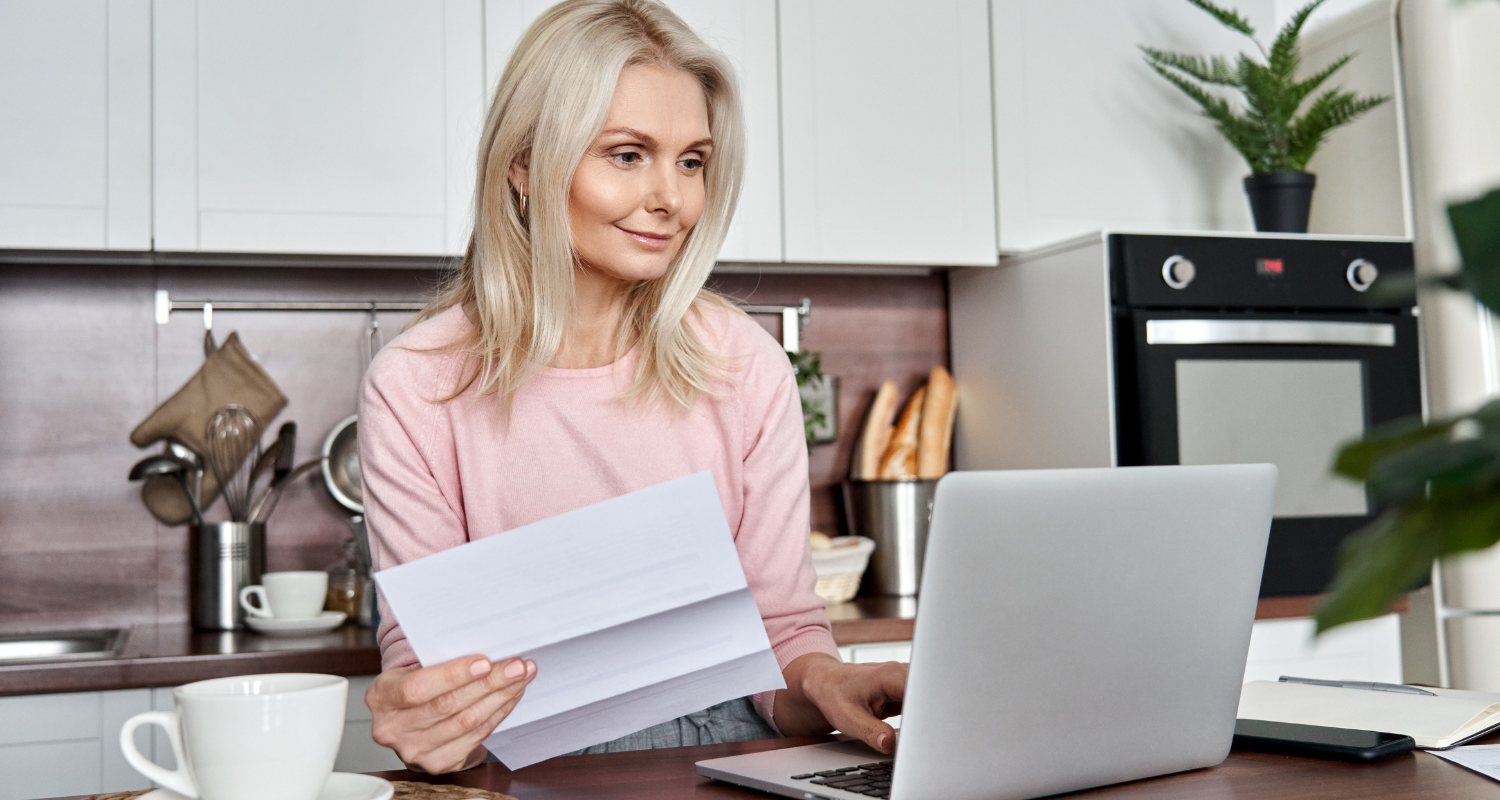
814, 571, 864, 604
810, 536, 876, 604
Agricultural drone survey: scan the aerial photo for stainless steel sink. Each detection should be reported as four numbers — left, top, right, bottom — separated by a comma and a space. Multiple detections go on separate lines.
0, 628, 128, 664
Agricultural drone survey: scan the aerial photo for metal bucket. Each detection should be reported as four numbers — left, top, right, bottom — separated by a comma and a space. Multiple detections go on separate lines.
189, 521, 266, 630
843, 479, 938, 597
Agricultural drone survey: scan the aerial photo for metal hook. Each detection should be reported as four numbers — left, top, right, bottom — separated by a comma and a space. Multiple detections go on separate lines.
780, 299, 812, 353
202, 302, 218, 358
366, 301, 384, 368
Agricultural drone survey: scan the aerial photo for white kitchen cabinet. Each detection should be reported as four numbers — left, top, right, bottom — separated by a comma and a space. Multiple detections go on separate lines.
990, 0, 1271, 253
0, 676, 398, 800
779, 0, 996, 266
335, 675, 407, 773
0, 0, 151, 250
152, 0, 486, 256
0, 688, 154, 800
838, 641, 913, 665
483, 0, 781, 263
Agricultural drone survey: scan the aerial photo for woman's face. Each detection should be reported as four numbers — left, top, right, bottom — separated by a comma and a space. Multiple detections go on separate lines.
567, 64, 712, 283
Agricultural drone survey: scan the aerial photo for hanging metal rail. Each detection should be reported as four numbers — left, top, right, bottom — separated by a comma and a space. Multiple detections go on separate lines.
154, 291, 811, 352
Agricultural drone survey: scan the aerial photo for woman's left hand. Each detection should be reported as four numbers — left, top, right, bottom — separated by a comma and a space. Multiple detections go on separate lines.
774, 653, 908, 754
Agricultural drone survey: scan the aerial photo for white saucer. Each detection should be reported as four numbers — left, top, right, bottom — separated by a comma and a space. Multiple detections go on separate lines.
141, 773, 392, 800
246, 610, 347, 635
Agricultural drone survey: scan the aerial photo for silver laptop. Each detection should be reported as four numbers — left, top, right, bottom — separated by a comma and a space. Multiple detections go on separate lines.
698, 464, 1277, 800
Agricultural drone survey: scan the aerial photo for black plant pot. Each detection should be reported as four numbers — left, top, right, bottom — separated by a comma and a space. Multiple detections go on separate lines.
1244, 171, 1317, 233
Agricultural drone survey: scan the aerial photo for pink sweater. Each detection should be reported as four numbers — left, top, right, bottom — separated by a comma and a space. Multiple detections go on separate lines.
358, 303, 839, 728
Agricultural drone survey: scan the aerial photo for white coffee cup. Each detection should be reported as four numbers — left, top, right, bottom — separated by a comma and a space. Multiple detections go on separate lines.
239, 571, 328, 619
120, 673, 347, 800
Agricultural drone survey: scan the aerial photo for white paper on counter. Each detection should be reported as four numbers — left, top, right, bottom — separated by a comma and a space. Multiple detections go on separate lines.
1430, 744, 1500, 781
373, 471, 786, 768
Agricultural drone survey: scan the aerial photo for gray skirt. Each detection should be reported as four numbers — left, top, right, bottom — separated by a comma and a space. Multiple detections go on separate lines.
485, 696, 779, 762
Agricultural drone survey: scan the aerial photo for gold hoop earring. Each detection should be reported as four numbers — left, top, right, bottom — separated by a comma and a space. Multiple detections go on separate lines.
519, 187, 528, 217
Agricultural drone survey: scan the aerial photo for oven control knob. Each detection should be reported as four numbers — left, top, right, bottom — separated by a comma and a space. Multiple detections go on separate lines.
1162, 256, 1196, 290
1347, 259, 1379, 292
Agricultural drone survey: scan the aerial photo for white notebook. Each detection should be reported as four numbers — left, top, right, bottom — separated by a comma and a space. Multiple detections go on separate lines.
1238, 680, 1500, 749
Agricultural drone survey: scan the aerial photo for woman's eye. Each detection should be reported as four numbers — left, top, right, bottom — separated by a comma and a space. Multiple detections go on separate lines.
679, 158, 704, 171
612, 151, 643, 165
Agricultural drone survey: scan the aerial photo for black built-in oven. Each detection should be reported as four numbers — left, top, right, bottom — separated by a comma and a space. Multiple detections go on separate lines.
1109, 234, 1422, 597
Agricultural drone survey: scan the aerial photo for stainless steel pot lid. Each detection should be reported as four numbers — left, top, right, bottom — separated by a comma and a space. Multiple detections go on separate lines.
322, 414, 362, 514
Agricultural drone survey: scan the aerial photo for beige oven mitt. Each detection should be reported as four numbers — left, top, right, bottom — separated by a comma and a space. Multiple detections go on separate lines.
131, 332, 286, 524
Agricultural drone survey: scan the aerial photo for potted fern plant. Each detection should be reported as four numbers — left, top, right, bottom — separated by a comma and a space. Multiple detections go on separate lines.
1142, 0, 1388, 232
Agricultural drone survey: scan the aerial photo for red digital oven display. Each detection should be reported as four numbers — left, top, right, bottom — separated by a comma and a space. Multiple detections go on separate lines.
1256, 258, 1285, 276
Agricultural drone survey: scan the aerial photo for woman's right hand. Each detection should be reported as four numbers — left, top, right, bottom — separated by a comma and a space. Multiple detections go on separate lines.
367, 654, 537, 774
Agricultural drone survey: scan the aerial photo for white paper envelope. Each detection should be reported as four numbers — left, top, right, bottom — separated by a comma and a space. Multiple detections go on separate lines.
374, 471, 786, 767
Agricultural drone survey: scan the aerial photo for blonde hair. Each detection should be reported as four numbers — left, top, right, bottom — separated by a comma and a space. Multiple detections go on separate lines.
414, 0, 744, 412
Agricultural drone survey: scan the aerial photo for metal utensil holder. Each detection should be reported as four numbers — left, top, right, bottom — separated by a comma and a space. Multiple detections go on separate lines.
843, 479, 938, 597
189, 521, 266, 630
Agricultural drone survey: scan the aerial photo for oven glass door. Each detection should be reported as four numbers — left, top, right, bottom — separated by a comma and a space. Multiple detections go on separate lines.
1119, 312, 1423, 596
1175, 358, 1369, 519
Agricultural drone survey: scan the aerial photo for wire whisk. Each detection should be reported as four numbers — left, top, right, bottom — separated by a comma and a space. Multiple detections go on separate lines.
205, 405, 262, 522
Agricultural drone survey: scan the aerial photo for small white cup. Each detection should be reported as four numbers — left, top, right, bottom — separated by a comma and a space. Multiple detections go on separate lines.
239, 571, 328, 620
120, 673, 347, 800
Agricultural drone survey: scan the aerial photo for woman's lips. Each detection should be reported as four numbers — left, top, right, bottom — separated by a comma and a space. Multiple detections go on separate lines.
619, 227, 673, 250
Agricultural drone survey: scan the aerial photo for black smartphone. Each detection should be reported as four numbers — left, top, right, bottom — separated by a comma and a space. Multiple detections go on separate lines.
1232, 718, 1415, 763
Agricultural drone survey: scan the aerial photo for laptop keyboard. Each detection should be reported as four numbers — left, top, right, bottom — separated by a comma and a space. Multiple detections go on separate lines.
788, 761, 894, 797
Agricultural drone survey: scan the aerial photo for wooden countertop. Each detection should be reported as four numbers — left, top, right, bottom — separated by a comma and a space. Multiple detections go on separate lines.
2, 593, 1378, 696
363, 731, 1500, 800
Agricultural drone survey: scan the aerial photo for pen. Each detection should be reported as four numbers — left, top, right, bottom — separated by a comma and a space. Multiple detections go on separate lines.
1278, 676, 1437, 696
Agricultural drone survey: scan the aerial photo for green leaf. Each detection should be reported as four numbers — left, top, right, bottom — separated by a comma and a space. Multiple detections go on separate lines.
1451, 189, 1500, 268
1318, 489, 1500, 633
1289, 53, 1353, 108
1144, 61, 1235, 121
1362, 269, 1418, 307
1186, 0, 1257, 36
1470, 398, 1500, 432
1269, 0, 1326, 79
1140, 47, 1241, 86
1287, 91, 1388, 170
1315, 507, 1439, 633
1364, 436, 1500, 502
1450, 189, 1500, 316
1433, 490, 1500, 552
1333, 417, 1456, 481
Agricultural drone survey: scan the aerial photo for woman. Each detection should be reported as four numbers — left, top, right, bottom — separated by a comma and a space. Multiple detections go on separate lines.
360, 0, 906, 774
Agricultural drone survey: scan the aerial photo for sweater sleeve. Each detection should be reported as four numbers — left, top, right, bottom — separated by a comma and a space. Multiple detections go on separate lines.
728, 323, 842, 729
359, 344, 469, 671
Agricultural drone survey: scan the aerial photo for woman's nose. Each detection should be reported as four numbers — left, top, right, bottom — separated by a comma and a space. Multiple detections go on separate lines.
644, 163, 684, 216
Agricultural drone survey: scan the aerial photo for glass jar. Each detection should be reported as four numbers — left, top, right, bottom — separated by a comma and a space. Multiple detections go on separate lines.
324, 537, 364, 619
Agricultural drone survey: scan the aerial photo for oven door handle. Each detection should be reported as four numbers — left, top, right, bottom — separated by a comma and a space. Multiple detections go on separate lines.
1145, 319, 1397, 347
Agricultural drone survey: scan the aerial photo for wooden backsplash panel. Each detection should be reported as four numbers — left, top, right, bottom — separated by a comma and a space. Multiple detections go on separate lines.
708, 272, 950, 536
0, 263, 945, 632
0, 265, 161, 632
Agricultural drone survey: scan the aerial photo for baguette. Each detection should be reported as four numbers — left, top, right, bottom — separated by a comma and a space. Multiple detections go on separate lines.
878, 386, 926, 479
857, 380, 899, 480
917, 366, 957, 479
